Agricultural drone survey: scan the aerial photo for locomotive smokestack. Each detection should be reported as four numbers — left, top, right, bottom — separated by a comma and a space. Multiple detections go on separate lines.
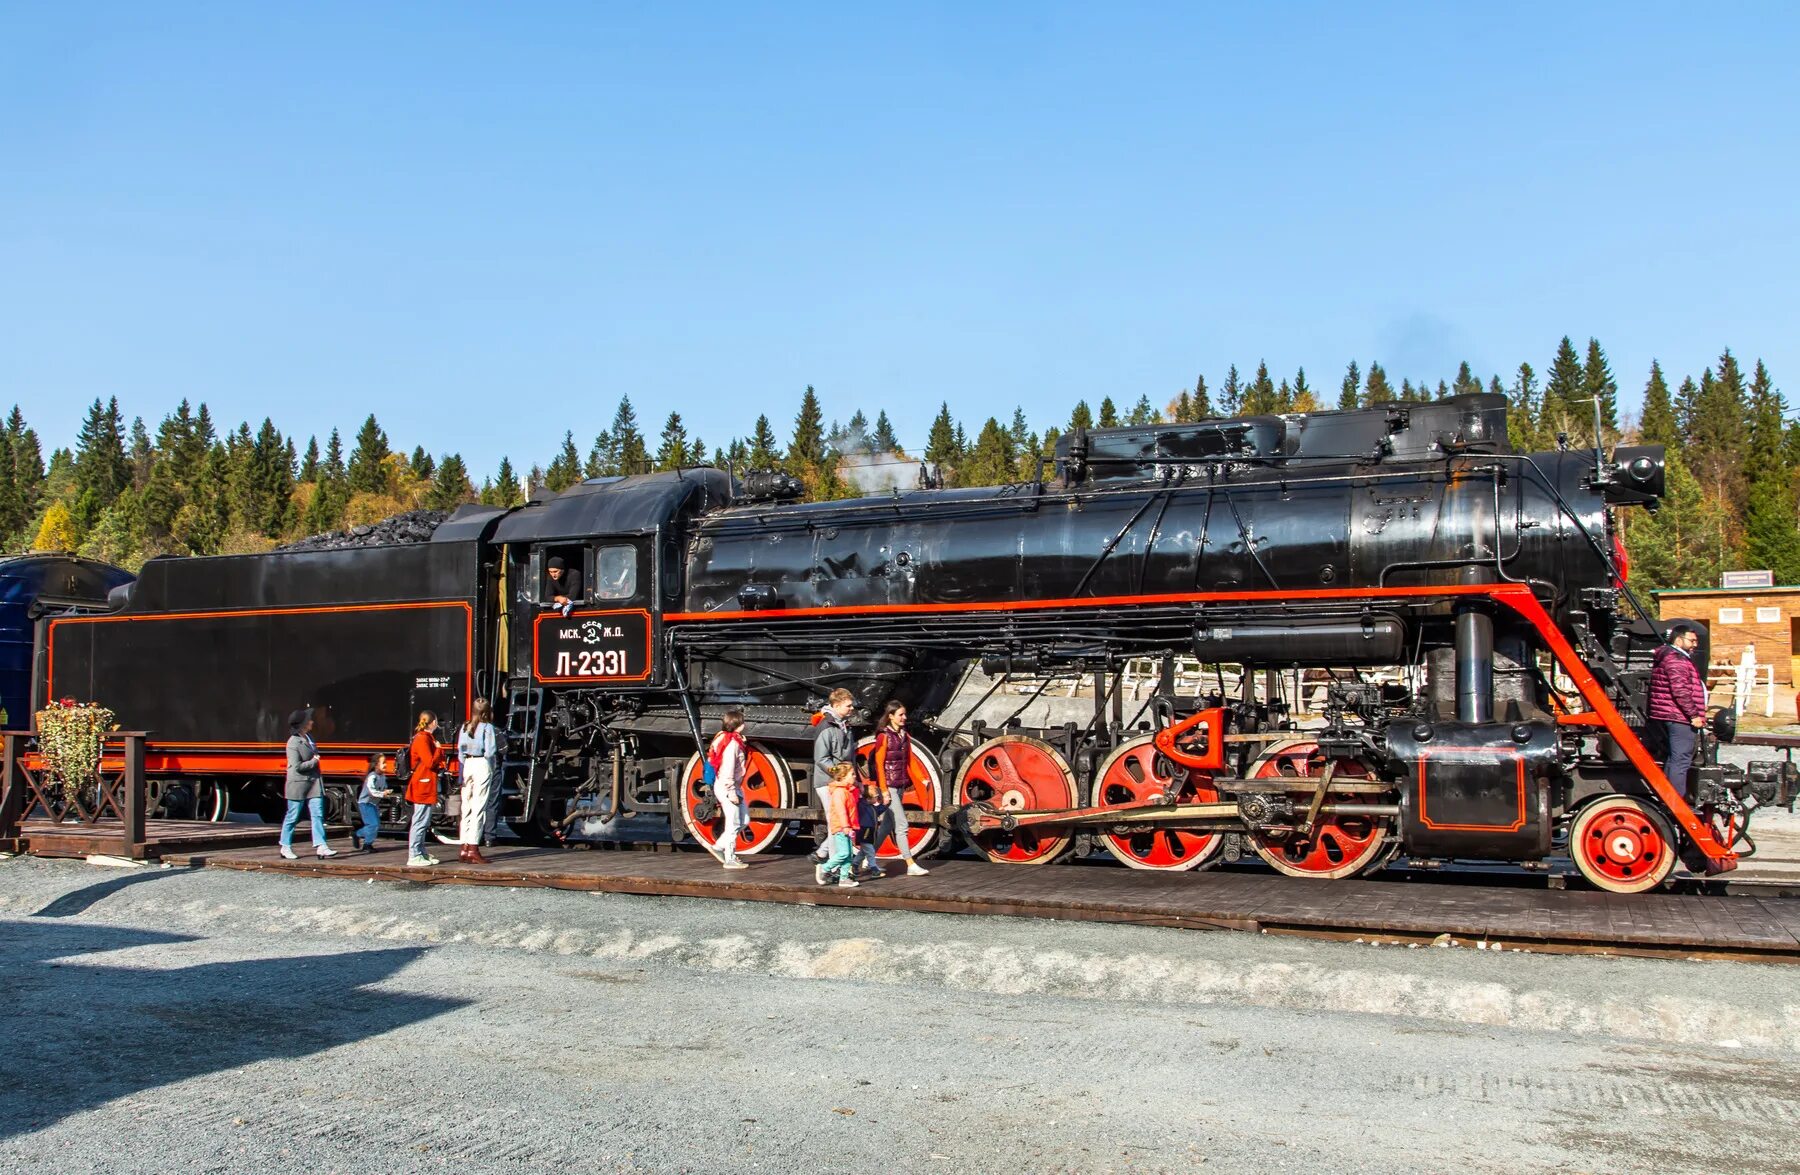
1455, 566, 1495, 724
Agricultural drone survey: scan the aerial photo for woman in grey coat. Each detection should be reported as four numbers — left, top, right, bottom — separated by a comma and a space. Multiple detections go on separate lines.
281, 707, 337, 860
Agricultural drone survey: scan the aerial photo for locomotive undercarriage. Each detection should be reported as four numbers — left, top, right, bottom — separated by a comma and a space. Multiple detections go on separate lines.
496, 584, 1790, 894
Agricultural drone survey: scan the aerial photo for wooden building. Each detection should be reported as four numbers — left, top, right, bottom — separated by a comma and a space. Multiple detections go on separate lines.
1653, 582, 1800, 684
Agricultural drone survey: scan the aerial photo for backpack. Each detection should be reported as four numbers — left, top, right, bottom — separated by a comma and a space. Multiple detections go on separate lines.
394, 741, 412, 779
703, 731, 743, 787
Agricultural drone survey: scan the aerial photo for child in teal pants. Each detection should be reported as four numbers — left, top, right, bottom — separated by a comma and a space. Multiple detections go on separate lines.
815, 762, 860, 888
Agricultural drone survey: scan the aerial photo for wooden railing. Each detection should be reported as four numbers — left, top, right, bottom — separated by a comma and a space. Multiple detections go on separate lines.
0, 730, 150, 858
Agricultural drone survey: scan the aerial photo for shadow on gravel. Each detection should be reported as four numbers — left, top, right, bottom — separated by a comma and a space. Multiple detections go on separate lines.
0, 920, 465, 1141
30, 867, 182, 918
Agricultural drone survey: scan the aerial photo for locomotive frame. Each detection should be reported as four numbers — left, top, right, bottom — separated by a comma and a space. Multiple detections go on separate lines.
34, 393, 1794, 891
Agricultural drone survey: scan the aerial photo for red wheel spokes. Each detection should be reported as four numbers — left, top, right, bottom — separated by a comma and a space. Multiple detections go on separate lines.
1244, 740, 1388, 878
1581, 806, 1667, 883
683, 747, 787, 854
956, 738, 1076, 863
1094, 738, 1221, 870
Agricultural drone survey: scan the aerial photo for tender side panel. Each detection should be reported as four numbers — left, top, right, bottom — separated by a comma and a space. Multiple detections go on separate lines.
48, 601, 473, 747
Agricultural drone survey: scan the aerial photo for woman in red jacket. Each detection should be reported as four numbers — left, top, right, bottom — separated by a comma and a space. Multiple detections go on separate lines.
405, 711, 448, 868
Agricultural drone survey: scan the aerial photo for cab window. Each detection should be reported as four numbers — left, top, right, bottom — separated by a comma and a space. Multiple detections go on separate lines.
541, 545, 584, 603
594, 544, 637, 600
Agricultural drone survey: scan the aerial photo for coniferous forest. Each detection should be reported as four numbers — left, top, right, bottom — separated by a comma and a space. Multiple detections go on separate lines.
7, 335, 1796, 594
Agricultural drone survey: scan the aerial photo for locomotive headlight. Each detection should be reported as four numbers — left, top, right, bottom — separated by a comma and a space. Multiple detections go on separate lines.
1600, 445, 1666, 504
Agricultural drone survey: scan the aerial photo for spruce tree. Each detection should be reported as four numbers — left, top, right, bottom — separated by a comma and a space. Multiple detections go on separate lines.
410, 446, 436, 481
785, 387, 827, 480
1637, 362, 1679, 448
129, 417, 154, 489
244, 419, 294, 538
871, 411, 899, 452
1583, 337, 1619, 438
1339, 362, 1361, 410
1453, 361, 1480, 397
1243, 362, 1277, 415
1127, 395, 1156, 426
1097, 397, 1119, 428
656, 413, 691, 471
960, 418, 1016, 487
585, 430, 615, 477
1067, 401, 1094, 433
925, 403, 960, 468
546, 431, 583, 489
486, 457, 523, 507
1218, 366, 1244, 416
0, 427, 16, 541
8, 407, 43, 518
1540, 336, 1585, 443
1508, 363, 1539, 450
1010, 407, 1033, 451
1742, 360, 1800, 582
425, 454, 474, 511
747, 415, 780, 468
1291, 368, 1315, 413
347, 415, 389, 495
299, 437, 320, 483
1688, 352, 1750, 519
1192, 375, 1214, 420
1275, 379, 1294, 413
1364, 363, 1392, 404
1171, 391, 1193, 424
1675, 375, 1701, 436
1625, 450, 1728, 592
610, 397, 649, 474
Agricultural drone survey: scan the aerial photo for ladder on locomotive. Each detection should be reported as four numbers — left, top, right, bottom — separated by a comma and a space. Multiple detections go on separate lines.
504, 682, 545, 810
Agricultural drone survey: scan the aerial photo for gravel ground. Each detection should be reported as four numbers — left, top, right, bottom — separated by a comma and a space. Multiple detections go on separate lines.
3, 856, 1799, 1173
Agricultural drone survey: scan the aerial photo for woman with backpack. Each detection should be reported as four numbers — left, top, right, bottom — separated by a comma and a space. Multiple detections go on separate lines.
404, 710, 448, 869
707, 709, 750, 870
869, 699, 929, 877
455, 698, 499, 865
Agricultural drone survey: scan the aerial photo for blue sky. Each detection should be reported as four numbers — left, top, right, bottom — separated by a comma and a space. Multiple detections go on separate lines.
3, 3, 1795, 474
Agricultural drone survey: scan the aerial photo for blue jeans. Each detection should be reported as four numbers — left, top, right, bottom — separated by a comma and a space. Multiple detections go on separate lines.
281, 796, 326, 848
1662, 720, 1697, 799
409, 802, 434, 859
357, 801, 381, 847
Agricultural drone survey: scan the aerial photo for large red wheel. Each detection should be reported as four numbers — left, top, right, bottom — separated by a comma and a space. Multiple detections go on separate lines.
954, 734, 1078, 864
1243, 739, 1391, 880
1091, 734, 1223, 871
853, 736, 944, 858
678, 740, 793, 857
1569, 797, 1676, 894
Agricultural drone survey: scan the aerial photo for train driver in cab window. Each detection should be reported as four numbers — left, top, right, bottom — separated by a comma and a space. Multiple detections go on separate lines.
545, 555, 583, 616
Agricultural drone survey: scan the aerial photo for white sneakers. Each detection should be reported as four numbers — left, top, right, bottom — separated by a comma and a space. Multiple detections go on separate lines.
814, 862, 829, 885
316, 845, 338, 858
836, 877, 859, 889
722, 859, 748, 871
406, 855, 435, 868
906, 861, 929, 877
278, 846, 298, 860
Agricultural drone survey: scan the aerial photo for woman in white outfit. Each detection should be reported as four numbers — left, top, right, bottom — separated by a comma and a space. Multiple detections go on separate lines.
709, 709, 751, 870
456, 698, 499, 865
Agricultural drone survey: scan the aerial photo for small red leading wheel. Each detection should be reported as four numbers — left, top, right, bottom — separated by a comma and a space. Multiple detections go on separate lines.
1243, 739, 1391, 880
1569, 797, 1676, 894
852, 736, 944, 858
678, 741, 793, 857
1091, 734, 1223, 871
954, 734, 1078, 864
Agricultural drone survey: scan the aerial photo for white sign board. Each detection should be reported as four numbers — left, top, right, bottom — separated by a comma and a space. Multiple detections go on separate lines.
1721, 570, 1775, 589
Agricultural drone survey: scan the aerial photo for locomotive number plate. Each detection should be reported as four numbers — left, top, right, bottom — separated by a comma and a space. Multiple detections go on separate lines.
533, 609, 654, 683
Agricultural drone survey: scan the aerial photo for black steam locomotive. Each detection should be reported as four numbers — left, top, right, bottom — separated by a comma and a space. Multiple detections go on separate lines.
39, 393, 1792, 891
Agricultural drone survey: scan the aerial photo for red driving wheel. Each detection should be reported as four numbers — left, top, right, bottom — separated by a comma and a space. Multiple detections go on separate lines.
679, 741, 792, 857
1092, 734, 1223, 871
1243, 740, 1391, 880
954, 734, 1078, 864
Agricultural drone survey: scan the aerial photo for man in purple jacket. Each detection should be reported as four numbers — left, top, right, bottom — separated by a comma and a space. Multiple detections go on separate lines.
1648, 625, 1708, 797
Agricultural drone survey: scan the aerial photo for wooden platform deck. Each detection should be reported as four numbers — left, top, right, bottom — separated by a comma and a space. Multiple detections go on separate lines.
22, 819, 280, 860
172, 843, 1800, 963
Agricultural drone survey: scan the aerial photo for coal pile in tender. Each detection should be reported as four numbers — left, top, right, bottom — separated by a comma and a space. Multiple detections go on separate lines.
278, 509, 448, 552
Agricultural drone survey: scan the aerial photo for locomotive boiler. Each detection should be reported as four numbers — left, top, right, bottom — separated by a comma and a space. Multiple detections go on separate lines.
37, 393, 1790, 891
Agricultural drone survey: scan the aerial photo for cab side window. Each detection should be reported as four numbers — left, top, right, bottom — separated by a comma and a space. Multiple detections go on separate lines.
594, 545, 637, 600
541, 545, 585, 603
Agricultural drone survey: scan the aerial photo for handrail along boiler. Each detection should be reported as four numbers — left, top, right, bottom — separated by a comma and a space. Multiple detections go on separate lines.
35, 393, 1793, 890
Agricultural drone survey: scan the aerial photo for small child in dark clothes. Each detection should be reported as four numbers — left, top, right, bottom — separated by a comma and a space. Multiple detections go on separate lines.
354, 752, 393, 852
